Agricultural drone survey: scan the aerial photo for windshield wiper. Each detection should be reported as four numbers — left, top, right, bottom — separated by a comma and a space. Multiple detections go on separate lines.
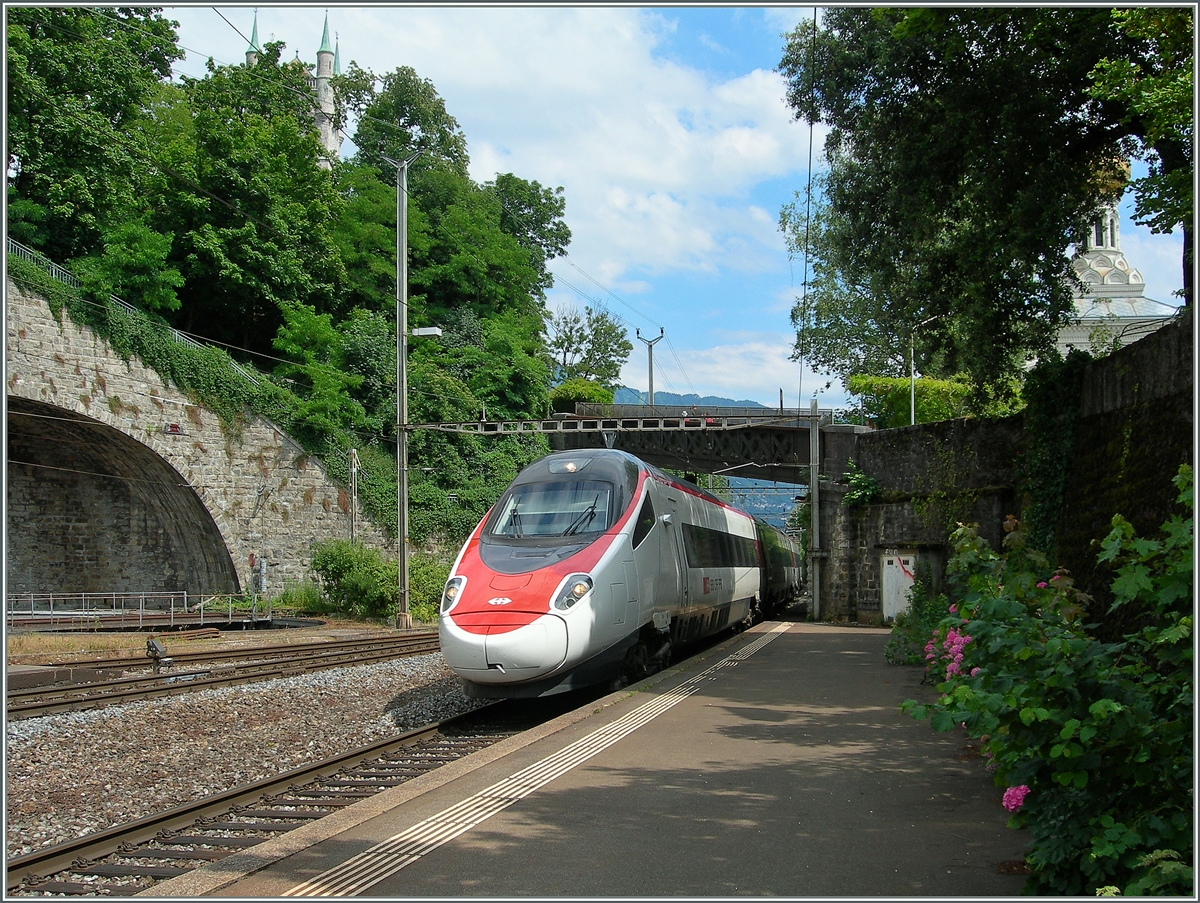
506, 501, 523, 537
562, 494, 600, 536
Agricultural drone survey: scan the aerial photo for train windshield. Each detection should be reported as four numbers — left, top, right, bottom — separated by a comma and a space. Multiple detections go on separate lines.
489, 480, 614, 538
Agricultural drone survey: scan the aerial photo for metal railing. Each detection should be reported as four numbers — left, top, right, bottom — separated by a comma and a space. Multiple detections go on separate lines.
7, 238, 260, 387
6, 592, 272, 631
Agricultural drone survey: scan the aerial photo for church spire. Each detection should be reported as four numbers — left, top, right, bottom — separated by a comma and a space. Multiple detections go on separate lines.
318, 12, 334, 56
333, 33, 341, 76
245, 9, 262, 66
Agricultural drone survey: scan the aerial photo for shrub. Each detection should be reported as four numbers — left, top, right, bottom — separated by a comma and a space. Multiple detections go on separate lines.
309, 540, 398, 621
308, 540, 452, 624
884, 577, 949, 666
549, 377, 614, 413
902, 465, 1193, 895
408, 553, 451, 624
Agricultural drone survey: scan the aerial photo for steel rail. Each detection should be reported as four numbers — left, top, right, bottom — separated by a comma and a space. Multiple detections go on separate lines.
7, 639, 441, 720
5, 707, 498, 892
32, 632, 439, 673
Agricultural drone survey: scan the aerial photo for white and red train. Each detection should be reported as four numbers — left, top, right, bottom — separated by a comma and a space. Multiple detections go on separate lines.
438, 449, 801, 697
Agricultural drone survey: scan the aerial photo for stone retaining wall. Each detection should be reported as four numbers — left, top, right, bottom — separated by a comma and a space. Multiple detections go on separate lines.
6, 283, 392, 596
817, 308, 1191, 623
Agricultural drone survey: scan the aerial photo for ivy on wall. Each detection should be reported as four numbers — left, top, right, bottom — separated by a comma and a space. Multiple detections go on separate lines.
1019, 350, 1091, 556
9, 256, 400, 536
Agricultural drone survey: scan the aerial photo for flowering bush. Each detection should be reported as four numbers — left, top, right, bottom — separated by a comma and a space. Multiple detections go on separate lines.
902, 466, 1193, 896
884, 576, 950, 666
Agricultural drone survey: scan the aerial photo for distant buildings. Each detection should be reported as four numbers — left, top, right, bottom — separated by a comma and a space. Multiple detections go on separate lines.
1056, 199, 1179, 357
244, 11, 344, 170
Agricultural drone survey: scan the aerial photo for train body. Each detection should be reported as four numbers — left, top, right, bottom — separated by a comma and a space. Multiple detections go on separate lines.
438, 449, 802, 698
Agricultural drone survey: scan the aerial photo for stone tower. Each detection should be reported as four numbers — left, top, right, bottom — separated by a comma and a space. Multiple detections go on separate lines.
312, 13, 343, 170
244, 11, 343, 169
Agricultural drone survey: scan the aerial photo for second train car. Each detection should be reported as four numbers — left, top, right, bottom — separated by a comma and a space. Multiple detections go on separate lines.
438, 448, 802, 698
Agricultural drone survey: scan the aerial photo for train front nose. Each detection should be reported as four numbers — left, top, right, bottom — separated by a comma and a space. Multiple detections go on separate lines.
440, 598, 569, 684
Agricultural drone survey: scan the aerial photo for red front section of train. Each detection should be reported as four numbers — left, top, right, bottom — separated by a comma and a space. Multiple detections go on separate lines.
438, 450, 645, 691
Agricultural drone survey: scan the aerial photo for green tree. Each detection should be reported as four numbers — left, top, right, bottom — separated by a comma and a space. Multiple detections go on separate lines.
272, 301, 366, 441
779, 8, 1193, 403
343, 63, 470, 184
1088, 8, 1194, 301
153, 45, 346, 357
546, 304, 633, 389
486, 172, 572, 296
6, 7, 183, 259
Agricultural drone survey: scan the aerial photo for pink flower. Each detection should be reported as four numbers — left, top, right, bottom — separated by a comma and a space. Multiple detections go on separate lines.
1051, 575, 1061, 581
1002, 785, 1031, 812
949, 604, 957, 614
1037, 582, 1048, 589
970, 667, 981, 677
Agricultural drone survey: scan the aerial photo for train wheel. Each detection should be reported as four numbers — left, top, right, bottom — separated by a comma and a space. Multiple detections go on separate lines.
622, 640, 651, 684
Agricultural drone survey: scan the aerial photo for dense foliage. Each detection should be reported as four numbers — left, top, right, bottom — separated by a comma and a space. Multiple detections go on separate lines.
5, 8, 634, 571
309, 540, 447, 623
779, 8, 1193, 405
901, 466, 1193, 895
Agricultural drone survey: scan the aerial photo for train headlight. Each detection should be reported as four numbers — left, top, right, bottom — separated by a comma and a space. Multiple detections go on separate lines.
553, 574, 593, 611
441, 576, 466, 613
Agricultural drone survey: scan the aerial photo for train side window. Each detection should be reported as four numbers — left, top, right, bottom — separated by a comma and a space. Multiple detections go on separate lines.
632, 494, 656, 548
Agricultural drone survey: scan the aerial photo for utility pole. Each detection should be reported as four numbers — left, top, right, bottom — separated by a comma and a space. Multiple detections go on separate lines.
910, 314, 943, 426
348, 448, 360, 544
383, 148, 423, 630
635, 327, 664, 406
809, 396, 820, 620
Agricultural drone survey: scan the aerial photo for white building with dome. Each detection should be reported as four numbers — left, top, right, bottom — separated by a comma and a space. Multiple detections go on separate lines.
1056, 200, 1179, 356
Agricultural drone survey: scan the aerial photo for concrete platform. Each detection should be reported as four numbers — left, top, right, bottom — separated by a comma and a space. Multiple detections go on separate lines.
147, 621, 1029, 898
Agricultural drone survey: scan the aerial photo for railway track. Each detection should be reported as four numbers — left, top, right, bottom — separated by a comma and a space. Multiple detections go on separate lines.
7, 634, 440, 720
7, 706, 508, 898
6, 699, 579, 896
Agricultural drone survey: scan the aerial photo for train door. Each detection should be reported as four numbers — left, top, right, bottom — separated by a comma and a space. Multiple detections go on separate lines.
881, 549, 916, 621
665, 495, 691, 611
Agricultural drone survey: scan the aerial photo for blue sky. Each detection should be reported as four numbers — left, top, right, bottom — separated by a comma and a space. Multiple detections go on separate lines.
166, 6, 1185, 410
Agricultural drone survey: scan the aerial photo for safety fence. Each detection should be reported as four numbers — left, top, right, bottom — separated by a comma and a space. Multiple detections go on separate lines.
6, 592, 273, 631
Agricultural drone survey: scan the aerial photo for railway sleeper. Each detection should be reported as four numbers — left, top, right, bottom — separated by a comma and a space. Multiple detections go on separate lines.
70, 863, 192, 879
159, 834, 265, 848
199, 820, 297, 832
122, 847, 230, 861
267, 795, 356, 807
231, 808, 333, 819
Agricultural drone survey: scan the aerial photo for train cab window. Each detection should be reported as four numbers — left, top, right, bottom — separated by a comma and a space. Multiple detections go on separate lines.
631, 494, 656, 548
489, 480, 613, 538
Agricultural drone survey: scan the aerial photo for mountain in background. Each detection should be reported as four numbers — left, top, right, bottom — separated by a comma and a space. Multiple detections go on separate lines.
613, 387, 767, 408
608, 389, 801, 528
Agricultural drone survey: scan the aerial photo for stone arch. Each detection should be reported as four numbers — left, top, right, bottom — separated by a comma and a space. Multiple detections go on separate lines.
7, 397, 239, 594
6, 282, 393, 597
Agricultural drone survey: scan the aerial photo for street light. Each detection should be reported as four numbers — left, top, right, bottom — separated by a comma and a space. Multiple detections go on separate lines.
382, 148, 423, 629
635, 327, 664, 406
910, 314, 943, 426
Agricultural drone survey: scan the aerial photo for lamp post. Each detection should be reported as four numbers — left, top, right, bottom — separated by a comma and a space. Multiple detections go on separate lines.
635, 327, 664, 406
910, 314, 943, 426
383, 148, 423, 629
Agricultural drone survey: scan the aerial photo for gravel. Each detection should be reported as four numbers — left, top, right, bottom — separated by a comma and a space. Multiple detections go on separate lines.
5, 652, 485, 860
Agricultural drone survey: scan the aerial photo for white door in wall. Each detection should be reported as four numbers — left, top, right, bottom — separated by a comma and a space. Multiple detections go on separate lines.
881, 550, 917, 621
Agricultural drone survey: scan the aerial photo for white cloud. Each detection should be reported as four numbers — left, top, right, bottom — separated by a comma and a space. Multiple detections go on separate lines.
620, 332, 848, 408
